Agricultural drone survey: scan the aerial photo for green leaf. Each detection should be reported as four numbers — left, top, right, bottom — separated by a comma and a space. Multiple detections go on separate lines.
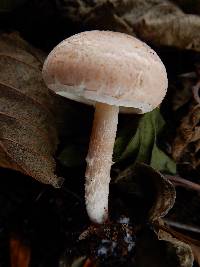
114, 108, 176, 174
120, 129, 140, 161
150, 144, 176, 174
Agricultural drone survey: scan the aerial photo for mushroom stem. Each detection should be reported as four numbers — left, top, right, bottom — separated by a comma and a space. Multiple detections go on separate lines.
85, 102, 119, 224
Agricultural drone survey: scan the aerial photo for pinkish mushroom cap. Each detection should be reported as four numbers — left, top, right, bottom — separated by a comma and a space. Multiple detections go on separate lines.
42, 30, 168, 114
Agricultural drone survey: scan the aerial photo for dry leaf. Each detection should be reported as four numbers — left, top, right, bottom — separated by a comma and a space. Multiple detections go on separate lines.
133, 226, 193, 267
171, 72, 196, 111
135, 164, 176, 221
122, 0, 200, 51
169, 69, 200, 171
115, 163, 176, 222
189, 244, 200, 266
60, 0, 200, 51
10, 236, 31, 267
172, 103, 200, 170
154, 222, 200, 267
0, 32, 62, 187
157, 228, 194, 267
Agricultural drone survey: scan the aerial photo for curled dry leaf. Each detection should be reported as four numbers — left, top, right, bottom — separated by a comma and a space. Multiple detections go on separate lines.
157, 228, 194, 267
0, 32, 62, 187
154, 221, 200, 267
135, 164, 176, 221
132, 227, 194, 267
115, 163, 176, 222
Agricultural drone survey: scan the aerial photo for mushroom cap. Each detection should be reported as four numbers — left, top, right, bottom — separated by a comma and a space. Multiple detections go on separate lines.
42, 30, 168, 113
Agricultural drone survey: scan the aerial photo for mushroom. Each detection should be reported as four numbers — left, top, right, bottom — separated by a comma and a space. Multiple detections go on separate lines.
42, 30, 168, 224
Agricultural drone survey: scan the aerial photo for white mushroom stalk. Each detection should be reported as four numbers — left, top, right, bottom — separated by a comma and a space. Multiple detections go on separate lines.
85, 102, 118, 223
42, 30, 168, 224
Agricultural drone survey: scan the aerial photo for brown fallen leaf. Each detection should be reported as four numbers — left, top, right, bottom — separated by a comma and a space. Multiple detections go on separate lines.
172, 102, 200, 170
170, 72, 196, 112
0, 32, 62, 187
168, 68, 200, 171
189, 244, 200, 266
155, 221, 200, 266
115, 163, 176, 222
60, 0, 200, 52
157, 226, 194, 267
122, 0, 200, 51
10, 236, 31, 267
132, 226, 193, 267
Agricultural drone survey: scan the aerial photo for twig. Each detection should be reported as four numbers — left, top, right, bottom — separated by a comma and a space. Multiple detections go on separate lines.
34, 189, 47, 202
164, 219, 200, 234
165, 175, 200, 192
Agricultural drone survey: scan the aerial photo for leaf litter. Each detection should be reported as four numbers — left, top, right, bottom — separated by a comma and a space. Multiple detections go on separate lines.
0, 32, 62, 187
53, 0, 200, 52
170, 70, 200, 172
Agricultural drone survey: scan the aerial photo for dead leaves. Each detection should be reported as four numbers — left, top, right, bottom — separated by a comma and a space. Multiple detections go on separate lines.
0, 33, 62, 187
157, 228, 194, 267
172, 104, 200, 169
155, 222, 200, 267
114, 163, 176, 223
124, 1, 200, 51
189, 244, 200, 265
60, 0, 200, 52
138, 164, 176, 222
104, 164, 194, 266
170, 72, 200, 171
